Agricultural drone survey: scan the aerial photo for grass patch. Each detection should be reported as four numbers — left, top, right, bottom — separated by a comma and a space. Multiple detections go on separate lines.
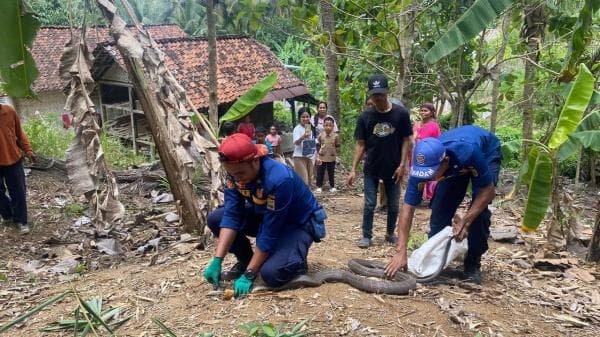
101, 133, 148, 169
407, 230, 428, 251
22, 112, 148, 168
64, 202, 85, 216
23, 112, 74, 160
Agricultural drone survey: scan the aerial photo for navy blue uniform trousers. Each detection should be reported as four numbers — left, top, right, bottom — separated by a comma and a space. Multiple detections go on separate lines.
207, 206, 313, 288
428, 161, 501, 269
0, 160, 28, 224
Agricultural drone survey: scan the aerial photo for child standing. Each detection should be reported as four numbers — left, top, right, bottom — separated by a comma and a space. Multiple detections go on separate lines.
253, 126, 274, 155
315, 117, 339, 193
265, 125, 281, 155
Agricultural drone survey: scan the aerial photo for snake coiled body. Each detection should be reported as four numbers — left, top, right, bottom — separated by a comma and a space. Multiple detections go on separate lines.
265, 259, 417, 295
259, 241, 452, 294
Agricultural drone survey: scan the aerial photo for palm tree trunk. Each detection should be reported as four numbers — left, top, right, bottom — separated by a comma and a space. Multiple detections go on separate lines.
207, 0, 219, 129
490, 11, 510, 132
521, 4, 545, 156
320, 0, 341, 124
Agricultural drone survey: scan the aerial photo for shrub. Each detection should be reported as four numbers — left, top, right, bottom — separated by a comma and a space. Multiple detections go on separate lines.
23, 112, 74, 160
101, 133, 147, 169
273, 101, 293, 132
495, 126, 522, 168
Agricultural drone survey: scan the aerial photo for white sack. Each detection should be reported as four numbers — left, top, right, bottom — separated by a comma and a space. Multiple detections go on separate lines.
408, 226, 468, 278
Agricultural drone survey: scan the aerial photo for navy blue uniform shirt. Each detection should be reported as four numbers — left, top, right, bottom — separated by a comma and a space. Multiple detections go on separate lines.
405, 126, 501, 206
220, 157, 321, 253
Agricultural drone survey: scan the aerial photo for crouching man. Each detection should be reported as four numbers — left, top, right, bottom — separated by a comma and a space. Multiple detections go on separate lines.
385, 125, 501, 284
203, 134, 326, 297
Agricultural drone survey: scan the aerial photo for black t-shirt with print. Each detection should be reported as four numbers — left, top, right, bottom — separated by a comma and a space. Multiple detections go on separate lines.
354, 103, 413, 179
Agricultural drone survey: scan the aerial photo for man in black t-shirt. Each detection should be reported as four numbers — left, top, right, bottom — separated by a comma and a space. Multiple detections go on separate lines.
347, 74, 413, 248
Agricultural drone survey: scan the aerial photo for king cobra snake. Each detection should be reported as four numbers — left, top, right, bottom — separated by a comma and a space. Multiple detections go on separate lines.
253, 241, 452, 295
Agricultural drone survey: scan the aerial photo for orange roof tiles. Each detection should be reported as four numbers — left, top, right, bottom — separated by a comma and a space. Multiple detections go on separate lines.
31, 24, 188, 92
97, 36, 307, 109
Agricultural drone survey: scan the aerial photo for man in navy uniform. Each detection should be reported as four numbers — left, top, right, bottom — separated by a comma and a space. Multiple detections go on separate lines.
385, 125, 502, 284
203, 133, 326, 297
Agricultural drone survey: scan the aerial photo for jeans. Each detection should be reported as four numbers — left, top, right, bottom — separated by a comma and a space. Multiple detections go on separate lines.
0, 160, 28, 224
362, 175, 399, 239
428, 160, 501, 268
316, 161, 335, 188
207, 206, 313, 287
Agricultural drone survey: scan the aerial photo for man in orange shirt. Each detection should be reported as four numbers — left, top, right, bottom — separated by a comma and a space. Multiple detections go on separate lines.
0, 103, 35, 234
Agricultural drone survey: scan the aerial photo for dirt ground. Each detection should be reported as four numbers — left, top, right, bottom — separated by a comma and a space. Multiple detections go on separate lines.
1, 169, 599, 336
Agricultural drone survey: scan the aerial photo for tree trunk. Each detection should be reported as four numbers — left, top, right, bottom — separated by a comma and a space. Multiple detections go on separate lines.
96, 0, 220, 234
393, 0, 416, 103
490, 12, 510, 133
587, 198, 600, 262
320, 0, 340, 124
207, 0, 219, 130
521, 4, 545, 156
547, 158, 566, 249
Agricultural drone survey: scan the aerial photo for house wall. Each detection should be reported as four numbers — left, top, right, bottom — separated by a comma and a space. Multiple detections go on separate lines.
15, 91, 100, 119
15, 91, 66, 118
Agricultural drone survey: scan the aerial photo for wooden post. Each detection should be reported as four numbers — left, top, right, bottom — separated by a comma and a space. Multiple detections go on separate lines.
290, 99, 296, 127
128, 86, 137, 152
98, 83, 105, 127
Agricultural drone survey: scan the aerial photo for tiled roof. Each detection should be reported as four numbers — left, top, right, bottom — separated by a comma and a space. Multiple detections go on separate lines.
154, 36, 308, 108
31, 24, 188, 92
154, 36, 307, 108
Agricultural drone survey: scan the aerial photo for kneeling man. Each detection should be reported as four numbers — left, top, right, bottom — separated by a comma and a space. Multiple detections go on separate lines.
204, 134, 325, 297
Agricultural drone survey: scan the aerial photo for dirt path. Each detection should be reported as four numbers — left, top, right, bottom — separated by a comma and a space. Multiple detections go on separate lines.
1, 170, 599, 336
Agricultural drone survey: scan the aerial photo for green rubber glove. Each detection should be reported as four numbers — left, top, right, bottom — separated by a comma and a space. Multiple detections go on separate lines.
233, 274, 253, 297
203, 257, 223, 287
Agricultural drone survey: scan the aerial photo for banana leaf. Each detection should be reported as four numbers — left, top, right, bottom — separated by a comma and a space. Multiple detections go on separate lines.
500, 139, 520, 162
548, 64, 595, 149
506, 146, 538, 200
0, 0, 40, 98
559, 0, 600, 81
219, 72, 278, 123
558, 110, 600, 160
570, 130, 600, 152
522, 151, 553, 231
424, 0, 513, 64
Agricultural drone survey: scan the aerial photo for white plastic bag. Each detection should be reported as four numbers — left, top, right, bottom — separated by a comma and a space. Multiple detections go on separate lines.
407, 226, 468, 278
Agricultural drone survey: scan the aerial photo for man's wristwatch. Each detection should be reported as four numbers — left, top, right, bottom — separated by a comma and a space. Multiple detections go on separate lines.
244, 269, 257, 280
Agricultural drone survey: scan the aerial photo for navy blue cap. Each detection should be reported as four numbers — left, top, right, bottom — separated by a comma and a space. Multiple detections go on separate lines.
410, 138, 446, 179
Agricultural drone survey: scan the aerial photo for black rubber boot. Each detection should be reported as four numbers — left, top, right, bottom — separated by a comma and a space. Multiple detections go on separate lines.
221, 258, 251, 281
463, 256, 482, 285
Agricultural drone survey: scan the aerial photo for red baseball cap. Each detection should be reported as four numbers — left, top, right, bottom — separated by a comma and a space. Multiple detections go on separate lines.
218, 133, 261, 162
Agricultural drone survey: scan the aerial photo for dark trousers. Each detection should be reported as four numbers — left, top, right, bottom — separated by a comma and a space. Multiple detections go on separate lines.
207, 206, 313, 287
428, 161, 501, 269
316, 161, 335, 188
0, 160, 28, 224
362, 175, 400, 239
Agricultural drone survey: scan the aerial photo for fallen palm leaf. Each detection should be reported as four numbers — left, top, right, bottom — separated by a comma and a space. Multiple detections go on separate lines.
42, 295, 131, 335
0, 290, 72, 332
152, 318, 178, 337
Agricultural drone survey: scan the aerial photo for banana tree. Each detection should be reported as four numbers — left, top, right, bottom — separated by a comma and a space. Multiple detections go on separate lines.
0, 0, 40, 98
505, 64, 597, 248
